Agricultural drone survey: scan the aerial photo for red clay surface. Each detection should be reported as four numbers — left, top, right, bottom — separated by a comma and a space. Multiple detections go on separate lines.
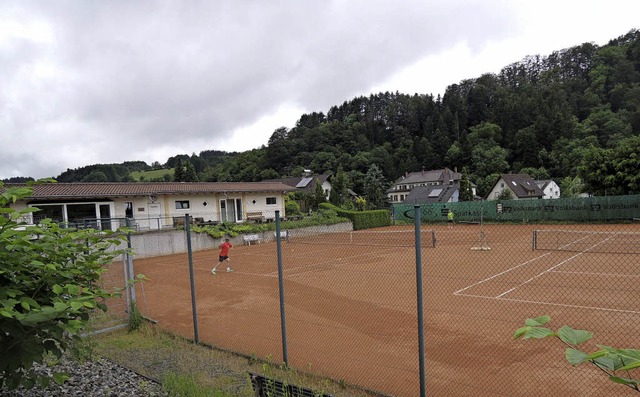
129, 223, 640, 396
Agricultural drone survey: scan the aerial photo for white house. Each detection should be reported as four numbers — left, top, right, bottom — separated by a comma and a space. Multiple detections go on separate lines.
387, 168, 474, 203
486, 174, 544, 200
535, 180, 561, 199
3, 181, 296, 231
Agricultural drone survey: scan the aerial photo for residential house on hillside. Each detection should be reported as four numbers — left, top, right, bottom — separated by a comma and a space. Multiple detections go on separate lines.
486, 174, 544, 200
2, 181, 296, 231
535, 179, 561, 199
266, 171, 333, 212
270, 172, 332, 199
387, 168, 467, 204
403, 183, 460, 204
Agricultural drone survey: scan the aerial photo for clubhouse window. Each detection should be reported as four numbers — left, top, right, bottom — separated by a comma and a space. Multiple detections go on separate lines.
266, 197, 276, 205
175, 200, 190, 210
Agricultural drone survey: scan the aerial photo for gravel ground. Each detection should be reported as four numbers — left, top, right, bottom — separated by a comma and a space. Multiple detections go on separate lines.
0, 358, 167, 397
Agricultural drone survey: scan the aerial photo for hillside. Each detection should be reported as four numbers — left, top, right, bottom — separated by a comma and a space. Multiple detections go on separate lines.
10, 29, 640, 199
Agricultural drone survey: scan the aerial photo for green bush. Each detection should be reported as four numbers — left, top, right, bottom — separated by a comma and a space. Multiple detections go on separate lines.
285, 200, 301, 216
0, 181, 129, 390
319, 202, 391, 230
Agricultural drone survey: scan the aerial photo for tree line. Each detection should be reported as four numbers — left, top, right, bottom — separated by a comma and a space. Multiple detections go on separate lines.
6, 29, 639, 200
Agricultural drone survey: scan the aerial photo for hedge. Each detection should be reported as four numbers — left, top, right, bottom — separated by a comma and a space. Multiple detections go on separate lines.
319, 203, 391, 230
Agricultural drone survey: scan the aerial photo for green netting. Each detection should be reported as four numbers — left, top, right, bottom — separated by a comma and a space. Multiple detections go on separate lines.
392, 194, 640, 223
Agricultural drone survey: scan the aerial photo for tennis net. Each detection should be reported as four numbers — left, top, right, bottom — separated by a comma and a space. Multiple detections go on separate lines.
290, 228, 437, 248
532, 229, 640, 254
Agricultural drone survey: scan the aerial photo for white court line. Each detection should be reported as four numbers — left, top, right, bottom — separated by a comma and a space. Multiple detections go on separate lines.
267, 249, 392, 278
495, 251, 585, 298
452, 231, 602, 296
495, 235, 617, 298
453, 251, 554, 295
551, 269, 640, 278
454, 293, 640, 315
454, 234, 619, 299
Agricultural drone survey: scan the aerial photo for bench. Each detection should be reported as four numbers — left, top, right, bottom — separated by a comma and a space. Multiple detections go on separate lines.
274, 230, 289, 242
243, 234, 262, 245
249, 372, 333, 397
246, 211, 265, 223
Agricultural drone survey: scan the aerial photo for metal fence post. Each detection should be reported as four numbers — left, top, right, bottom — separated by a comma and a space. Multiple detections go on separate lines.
185, 214, 199, 344
126, 232, 136, 305
415, 205, 426, 397
275, 210, 289, 366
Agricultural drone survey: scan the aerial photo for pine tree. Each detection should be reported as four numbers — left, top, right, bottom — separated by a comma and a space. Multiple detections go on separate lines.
173, 159, 185, 182
183, 161, 198, 182
459, 171, 474, 201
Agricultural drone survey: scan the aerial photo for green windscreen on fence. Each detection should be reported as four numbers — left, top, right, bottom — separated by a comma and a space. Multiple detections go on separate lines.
392, 194, 640, 223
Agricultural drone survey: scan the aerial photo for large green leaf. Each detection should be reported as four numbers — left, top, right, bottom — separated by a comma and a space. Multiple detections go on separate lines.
565, 348, 589, 365
19, 306, 65, 326
52, 372, 70, 385
557, 325, 592, 345
513, 326, 528, 339
523, 327, 555, 339
609, 348, 640, 362
593, 356, 618, 371
525, 316, 551, 326
609, 376, 639, 387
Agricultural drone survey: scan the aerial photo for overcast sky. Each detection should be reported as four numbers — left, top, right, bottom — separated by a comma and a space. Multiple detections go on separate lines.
1, 1, 639, 180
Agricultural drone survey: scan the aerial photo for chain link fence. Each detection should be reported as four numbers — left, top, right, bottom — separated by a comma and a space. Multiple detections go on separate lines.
122, 203, 640, 396
87, 233, 132, 335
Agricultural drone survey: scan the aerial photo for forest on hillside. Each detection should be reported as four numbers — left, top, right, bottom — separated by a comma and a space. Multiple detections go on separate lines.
9, 29, 640, 200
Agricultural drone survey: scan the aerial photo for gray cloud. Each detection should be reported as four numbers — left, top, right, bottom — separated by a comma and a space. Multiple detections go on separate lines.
0, 1, 547, 179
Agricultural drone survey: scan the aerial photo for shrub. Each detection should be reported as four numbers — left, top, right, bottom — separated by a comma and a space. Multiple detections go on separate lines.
0, 181, 128, 390
319, 202, 391, 230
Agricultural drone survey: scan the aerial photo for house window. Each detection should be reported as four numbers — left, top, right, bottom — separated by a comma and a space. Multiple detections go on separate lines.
175, 200, 190, 210
125, 202, 133, 218
266, 197, 276, 205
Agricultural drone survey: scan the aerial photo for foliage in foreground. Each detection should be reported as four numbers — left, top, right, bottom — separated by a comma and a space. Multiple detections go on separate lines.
0, 182, 128, 390
514, 316, 640, 392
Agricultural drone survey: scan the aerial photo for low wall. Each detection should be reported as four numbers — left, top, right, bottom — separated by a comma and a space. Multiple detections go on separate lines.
127, 222, 353, 259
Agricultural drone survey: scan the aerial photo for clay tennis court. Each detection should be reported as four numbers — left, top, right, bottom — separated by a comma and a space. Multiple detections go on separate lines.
129, 223, 640, 396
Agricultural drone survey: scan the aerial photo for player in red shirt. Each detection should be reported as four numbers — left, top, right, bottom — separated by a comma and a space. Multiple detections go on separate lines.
211, 238, 233, 274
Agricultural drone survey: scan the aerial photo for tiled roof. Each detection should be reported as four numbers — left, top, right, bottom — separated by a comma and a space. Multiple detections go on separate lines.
393, 168, 461, 185
1, 182, 296, 199
499, 174, 544, 198
404, 183, 459, 203
265, 174, 331, 192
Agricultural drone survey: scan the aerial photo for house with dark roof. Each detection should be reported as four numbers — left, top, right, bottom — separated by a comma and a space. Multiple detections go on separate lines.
264, 172, 333, 213
2, 181, 296, 230
486, 174, 544, 200
386, 168, 467, 204
402, 183, 460, 204
270, 173, 332, 199
535, 179, 561, 199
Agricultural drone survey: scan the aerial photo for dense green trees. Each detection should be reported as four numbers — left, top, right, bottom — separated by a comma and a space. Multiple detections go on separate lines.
22, 29, 640, 204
